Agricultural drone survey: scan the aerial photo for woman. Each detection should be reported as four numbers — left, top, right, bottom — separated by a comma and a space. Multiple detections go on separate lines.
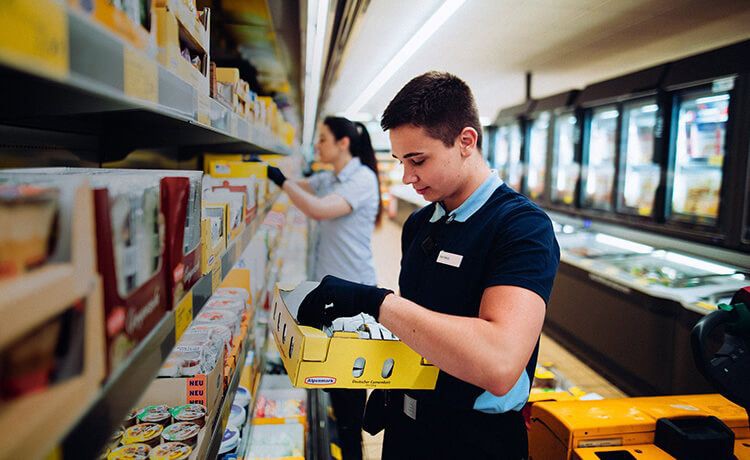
266, 116, 381, 459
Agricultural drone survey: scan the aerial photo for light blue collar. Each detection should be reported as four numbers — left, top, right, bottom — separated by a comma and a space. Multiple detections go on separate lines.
336, 157, 362, 182
430, 171, 503, 223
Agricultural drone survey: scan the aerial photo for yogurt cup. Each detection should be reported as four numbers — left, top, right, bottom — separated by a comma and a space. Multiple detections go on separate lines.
122, 423, 163, 448
170, 404, 207, 427
148, 442, 192, 460
108, 443, 151, 460
161, 422, 201, 447
233, 386, 250, 408
228, 404, 247, 428
218, 423, 240, 455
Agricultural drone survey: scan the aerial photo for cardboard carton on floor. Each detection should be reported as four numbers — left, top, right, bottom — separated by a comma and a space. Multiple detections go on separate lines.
270, 282, 438, 390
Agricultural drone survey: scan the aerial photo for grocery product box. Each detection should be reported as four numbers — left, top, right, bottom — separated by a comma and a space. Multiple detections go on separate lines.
201, 202, 227, 275
208, 160, 270, 209
140, 348, 226, 419
270, 282, 439, 389
69, 0, 155, 53
204, 177, 258, 225
154, 4, 210, 97
247, 423, 305, 460
252, 388, 307, 426
0, 175, 107, 459
203, 189, 246, 243
91, 178, 169, 373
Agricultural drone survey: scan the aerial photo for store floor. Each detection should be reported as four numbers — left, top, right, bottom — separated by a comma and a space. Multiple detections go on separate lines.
361, 217, 626, 460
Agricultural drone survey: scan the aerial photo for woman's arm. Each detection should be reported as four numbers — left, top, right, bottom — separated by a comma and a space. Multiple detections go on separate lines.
283, 180, 352, 221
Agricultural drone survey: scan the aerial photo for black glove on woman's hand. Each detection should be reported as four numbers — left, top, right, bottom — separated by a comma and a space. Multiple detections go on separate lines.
297, 275, 394, 329
267, 165, 287, 187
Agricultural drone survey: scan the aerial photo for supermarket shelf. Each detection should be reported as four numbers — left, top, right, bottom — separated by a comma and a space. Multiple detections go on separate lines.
0, 4, 292, 160
59, 193, 280, 459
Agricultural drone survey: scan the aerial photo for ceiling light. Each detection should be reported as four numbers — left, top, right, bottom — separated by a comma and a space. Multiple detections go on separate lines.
344, 0, 467, 117
695, 94, 730, 105
303, 0, 330, 147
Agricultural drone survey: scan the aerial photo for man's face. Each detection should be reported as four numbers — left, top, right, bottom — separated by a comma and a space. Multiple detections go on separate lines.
390, 125, 463, 204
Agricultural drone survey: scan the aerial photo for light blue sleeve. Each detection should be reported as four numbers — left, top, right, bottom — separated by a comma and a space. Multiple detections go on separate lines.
473, 371, 530, 413
331, 168, 378, 210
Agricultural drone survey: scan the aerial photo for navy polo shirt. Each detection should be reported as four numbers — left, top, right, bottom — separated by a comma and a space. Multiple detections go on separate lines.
399, 174, 560, 412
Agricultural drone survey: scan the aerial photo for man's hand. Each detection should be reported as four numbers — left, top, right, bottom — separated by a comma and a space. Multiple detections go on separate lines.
297, 275, 393, 329
267, 165, 287, 187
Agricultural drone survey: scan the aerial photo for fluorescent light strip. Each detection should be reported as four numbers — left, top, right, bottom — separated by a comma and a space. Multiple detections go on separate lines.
594, 233, 653, 254
344, 0, 467, 116
663, 252, 736, 275
302, 0, 330, 146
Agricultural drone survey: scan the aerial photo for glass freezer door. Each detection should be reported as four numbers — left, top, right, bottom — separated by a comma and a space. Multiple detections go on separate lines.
493, 125, 511, 183
551, 112, 579, 206
583, 106, 619, 210
617, 99, 660, 217
526, 112, 550, 200
495, 122, 523, 191
669, 88, 730, 225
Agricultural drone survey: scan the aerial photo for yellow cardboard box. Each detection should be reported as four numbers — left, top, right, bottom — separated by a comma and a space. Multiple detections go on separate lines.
270, 282, 439, 390
208, 160, 269, 209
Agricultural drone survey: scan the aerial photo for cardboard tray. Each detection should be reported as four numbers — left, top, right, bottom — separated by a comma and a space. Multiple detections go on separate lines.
270, 282, 438, 389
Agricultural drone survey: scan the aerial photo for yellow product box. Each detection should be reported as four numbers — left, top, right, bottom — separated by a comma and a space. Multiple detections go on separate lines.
154, 6, 210, 97
270, 282, 439, 390
209, 160, 269, 209
200, 203, 227, 275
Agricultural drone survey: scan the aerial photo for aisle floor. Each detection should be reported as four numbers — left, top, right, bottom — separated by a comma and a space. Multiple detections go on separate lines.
361, 217, 625, 460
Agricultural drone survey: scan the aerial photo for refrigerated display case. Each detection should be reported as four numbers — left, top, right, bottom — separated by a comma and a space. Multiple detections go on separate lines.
582, 106, 619, 210
617, 98, 662, 217
494, 101, 534, 192
577, 65, 668, 215
661, 39, 750, 247
526, 111, 550, 201
668, 88, 729, 225
551, 112, 580, 207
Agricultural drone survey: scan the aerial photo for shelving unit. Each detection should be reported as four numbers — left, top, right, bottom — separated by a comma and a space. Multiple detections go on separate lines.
0, 1, 293, 162
53, 192, 280, 458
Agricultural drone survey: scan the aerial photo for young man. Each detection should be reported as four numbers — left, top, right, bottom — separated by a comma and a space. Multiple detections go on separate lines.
298, 71, 560, 458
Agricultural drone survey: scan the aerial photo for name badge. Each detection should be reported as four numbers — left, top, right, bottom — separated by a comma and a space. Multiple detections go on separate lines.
437, 250, 463, 268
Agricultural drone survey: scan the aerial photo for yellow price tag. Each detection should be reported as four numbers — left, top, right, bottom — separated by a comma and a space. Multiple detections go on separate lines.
124, 46, 158, 103
0, 0, 68, 79
211, 266, 222, 292
174, 292, 193, 341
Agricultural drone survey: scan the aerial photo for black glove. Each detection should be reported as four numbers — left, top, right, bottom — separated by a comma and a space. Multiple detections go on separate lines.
297, 275, 393, 329
267, 165, 286, 187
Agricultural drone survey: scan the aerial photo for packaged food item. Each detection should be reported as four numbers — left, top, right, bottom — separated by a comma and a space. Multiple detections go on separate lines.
137, 405, 172, 426
204, 297, 246, 318
228, 404, 246, 428
189, 323, 233, 353
213, 287, 250, 305
161, 422, 201, 447
217, 423, 240, 456
123, 409, 140, 428
108, 443, 151, 460
193, 309, 240, 339
149, 442, 192, 460
170, 404, 207, 427
0, 184, 58, 279
233, 386, 250, 408
122, 423, 163, 448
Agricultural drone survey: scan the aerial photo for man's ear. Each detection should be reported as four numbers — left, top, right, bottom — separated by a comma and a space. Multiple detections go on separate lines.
458, 127, 479, 157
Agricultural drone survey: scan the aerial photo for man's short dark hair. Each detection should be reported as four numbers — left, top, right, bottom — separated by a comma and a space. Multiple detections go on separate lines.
381, 71, 482, 149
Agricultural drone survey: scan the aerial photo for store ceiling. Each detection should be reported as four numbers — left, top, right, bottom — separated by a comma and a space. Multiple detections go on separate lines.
320, 0, 750, 124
